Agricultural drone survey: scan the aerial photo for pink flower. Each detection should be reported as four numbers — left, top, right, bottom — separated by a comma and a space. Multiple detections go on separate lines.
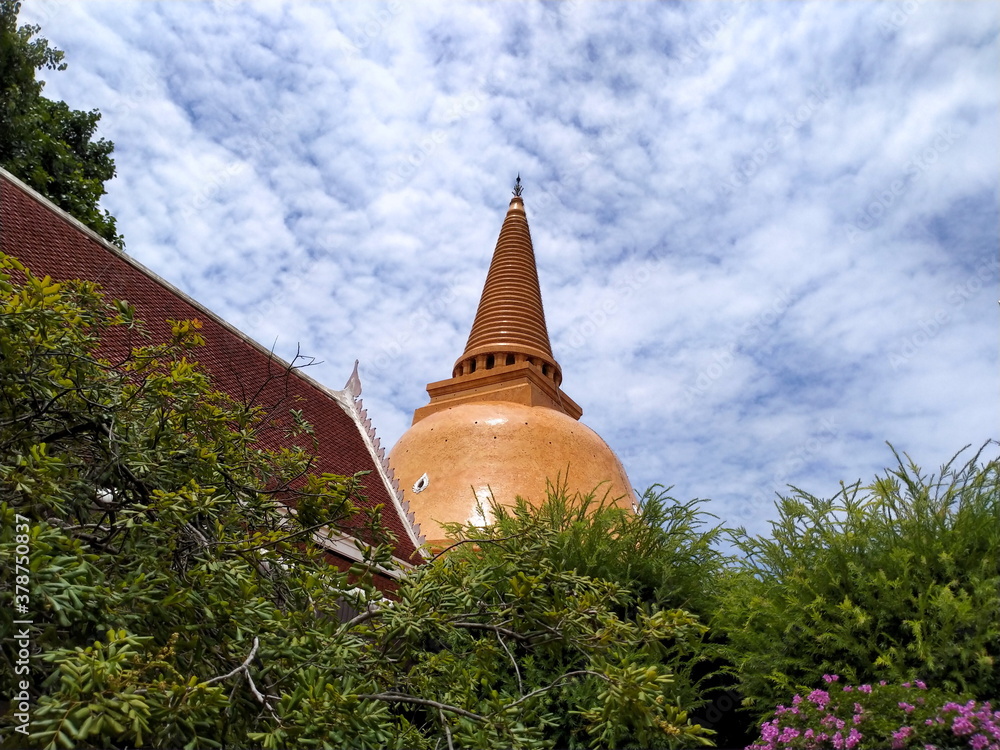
761, 721, 780, 741
846, 728, 863, 749
915, 680, 927, 690
970, 735, 988, 750
953, 716, 976, 736
900, 702, 915, 713
808, 689, 831, 709
892, 726, 913, 749
779, 727, 801, 743
859, 684, 872, 694
823, 674, 840, 683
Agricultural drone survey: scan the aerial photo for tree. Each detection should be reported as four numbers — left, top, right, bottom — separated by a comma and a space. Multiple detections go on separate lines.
436, 488, 761, 749
0, 1, 121, 246
715, 445, 1000, 721
0, 252, 712, 749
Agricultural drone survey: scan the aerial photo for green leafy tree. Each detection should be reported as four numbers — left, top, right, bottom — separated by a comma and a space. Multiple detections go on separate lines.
716, 445, 1000, 721
469, 483, 729, 622
427, 489, 732, 749
0, 252, 712, 749
0, 1, 121, 246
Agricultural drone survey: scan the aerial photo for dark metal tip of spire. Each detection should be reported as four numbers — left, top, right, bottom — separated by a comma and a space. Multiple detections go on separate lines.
512, 174, 523, 197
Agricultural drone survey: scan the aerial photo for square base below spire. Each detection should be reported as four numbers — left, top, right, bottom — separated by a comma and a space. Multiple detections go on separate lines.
412, 361, 583, 424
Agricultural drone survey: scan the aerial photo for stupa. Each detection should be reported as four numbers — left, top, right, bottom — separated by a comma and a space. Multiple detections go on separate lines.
389, 178, 636, 548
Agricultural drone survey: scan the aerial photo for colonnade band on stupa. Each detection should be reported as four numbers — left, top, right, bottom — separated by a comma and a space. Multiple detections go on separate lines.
388, 177, 636, 549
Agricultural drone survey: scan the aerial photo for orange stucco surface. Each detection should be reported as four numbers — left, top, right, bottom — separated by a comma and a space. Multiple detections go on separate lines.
389, 401, 636, 549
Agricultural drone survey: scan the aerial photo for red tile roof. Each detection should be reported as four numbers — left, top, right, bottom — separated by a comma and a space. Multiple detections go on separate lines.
0, 170, 424, 574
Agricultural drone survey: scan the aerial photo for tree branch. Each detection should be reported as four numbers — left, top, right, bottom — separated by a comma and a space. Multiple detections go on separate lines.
354, 692, 485, 722
439, 707, 455, 750
201, 636, 278, 719
429, 532, 528, 562
499, 670, 609, 712
341, 606, 383, 630
495, 629, 523, 696
450, 621, 533, 642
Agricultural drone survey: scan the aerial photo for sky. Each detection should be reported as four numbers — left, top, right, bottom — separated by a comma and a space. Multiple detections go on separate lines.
21, 0, 999, 539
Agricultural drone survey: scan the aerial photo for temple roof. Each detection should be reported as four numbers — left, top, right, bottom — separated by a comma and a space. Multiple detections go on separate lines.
0, 168, 425, 578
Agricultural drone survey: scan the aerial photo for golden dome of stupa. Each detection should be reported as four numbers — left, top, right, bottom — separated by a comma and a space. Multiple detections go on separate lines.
388, 179, 636, 549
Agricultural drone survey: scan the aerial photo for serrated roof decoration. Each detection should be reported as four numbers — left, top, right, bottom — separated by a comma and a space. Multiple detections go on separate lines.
454, 194, 562, 385
0, 167, 425, 572
330, 369, 426, 555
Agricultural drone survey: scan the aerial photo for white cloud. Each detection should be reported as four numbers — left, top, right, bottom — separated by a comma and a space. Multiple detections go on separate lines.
22, 0, 999, 539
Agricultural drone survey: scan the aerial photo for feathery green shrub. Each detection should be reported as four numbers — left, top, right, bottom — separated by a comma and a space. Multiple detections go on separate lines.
717, 445, 1000, 719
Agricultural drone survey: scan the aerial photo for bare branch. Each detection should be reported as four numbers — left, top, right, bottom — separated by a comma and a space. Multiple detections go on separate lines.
439, 708, 455, 750
495, 629, 523, 696
203, 636, 261, 686
221, 518, 348, 553
429, 532, 528, 562
341, 606, 382, 630
450, 621, 533, 642
201, 636, 279, 720
499, 670, 609, 713
355, 693, 485, 722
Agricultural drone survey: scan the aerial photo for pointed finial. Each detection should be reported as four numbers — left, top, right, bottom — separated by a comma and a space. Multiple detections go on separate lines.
512, 173, 523, 197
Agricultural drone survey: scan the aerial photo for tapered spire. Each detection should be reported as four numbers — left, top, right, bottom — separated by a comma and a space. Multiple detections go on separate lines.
453, 182, 562, 386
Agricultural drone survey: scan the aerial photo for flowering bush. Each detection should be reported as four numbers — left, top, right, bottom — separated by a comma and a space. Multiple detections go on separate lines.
747, 676, 1000, 750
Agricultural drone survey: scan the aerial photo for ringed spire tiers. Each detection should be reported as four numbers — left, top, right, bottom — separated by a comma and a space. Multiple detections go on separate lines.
453, 187, 563, 388
412, 179, 581, 422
